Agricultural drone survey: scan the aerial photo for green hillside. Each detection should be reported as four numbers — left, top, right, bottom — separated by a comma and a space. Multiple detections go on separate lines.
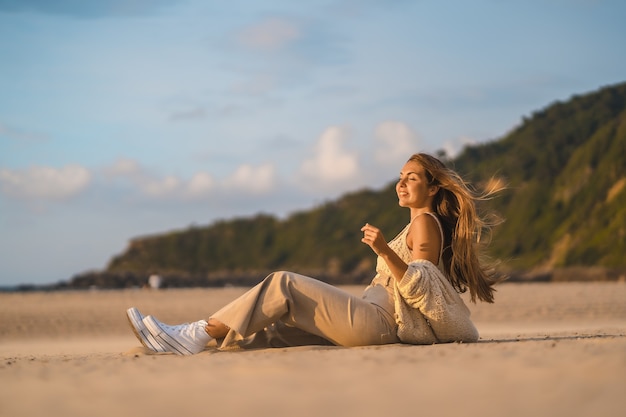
103, 186, 407, 286
68, 82, 626, 288
453, 82, 626, 270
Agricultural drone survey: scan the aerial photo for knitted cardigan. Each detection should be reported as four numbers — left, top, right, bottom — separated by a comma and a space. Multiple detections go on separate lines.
393, 259, 479, 344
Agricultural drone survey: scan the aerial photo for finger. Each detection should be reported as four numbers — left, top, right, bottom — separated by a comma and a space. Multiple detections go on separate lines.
362, 223, 378, 232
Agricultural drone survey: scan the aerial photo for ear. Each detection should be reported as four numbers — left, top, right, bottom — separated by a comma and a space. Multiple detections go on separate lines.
428, 185, 440, 197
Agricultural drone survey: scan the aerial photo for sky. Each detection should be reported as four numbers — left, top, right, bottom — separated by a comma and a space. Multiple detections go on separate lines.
1, 0, 624, 287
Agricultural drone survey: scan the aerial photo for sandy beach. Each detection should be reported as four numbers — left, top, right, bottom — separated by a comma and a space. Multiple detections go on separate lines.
1, 281, 625, 417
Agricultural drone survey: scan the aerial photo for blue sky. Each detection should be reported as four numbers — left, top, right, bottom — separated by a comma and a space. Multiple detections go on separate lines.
1, 0, 624, 286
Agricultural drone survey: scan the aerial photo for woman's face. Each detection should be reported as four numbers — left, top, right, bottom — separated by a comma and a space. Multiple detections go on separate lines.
396, 160, 436, 210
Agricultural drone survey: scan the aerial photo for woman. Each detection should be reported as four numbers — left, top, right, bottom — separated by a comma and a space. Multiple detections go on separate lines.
126, 153, 503, 354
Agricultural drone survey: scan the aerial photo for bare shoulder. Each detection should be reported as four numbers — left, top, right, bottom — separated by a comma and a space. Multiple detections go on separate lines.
410, 213, 440, 236
407, 213, 441, 260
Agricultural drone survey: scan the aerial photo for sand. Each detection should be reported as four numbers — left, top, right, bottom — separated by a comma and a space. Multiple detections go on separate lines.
1, 282, 625, 417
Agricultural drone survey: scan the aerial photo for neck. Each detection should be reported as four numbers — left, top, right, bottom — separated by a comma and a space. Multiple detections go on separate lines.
410, 208, 433, 221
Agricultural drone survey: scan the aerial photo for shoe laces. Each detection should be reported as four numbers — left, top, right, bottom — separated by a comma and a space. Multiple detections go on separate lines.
160, 322, 192, 332
162, 320, 208, 338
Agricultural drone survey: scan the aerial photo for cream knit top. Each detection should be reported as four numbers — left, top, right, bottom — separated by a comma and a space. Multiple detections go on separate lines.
374, 213, 479, 344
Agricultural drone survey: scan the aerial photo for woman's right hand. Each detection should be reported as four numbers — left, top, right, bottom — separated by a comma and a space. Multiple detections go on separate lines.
360, 223, 389, 256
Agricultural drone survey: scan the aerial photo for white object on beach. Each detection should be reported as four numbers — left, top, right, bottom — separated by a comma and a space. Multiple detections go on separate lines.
148, 274, 162, 289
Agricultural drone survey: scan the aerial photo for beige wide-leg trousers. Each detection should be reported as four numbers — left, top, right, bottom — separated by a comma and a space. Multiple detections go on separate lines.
211, 271, 399, 350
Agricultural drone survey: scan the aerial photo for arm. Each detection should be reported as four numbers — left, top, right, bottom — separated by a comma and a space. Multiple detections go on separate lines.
361, 214, 441, 282
406, 214, 441, 267
361, 222, 408, 282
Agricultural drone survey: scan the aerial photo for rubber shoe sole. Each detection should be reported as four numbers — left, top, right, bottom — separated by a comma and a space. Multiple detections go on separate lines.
126, 307, 167, 353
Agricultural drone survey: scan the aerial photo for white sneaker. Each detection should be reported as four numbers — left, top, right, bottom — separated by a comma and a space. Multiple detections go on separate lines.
144, 315, 211, 355
126, 307, 167, 353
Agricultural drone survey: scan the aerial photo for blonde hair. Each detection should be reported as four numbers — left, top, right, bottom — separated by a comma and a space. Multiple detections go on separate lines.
408, 153, 505, 303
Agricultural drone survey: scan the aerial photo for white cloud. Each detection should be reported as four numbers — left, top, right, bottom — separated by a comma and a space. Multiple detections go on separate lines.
142, 175, 181, 197
442, 136, 478, 158
102, 158, 272, 199
374, 121, 419, 167
104, 158, 141, 177
0, 165, 91, 200
223, 163, 276, 194
237, 18, 301, 51
102, 158, 188, 198
298, 126, 359, 188
185, 172, 215, 197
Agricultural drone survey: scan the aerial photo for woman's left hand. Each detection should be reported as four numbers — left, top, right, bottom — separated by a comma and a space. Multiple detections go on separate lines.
361, 223, 389, 256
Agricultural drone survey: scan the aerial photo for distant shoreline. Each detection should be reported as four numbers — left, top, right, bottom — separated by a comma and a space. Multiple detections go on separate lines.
4, 265, 625, 292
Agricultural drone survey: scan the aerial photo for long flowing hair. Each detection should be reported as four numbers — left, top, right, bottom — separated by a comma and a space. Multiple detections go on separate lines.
409, 153, 505, 303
